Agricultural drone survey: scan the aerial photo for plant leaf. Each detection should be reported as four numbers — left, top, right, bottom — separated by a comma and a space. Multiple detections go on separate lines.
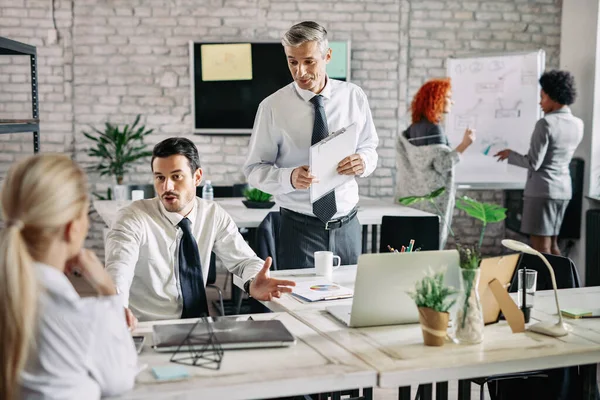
455, 196, 507, 226
397, 186, 445, 206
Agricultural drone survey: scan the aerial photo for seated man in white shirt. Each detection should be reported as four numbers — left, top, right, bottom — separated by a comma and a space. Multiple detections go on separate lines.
243, 21, 379, 270
105, 137, 295, 323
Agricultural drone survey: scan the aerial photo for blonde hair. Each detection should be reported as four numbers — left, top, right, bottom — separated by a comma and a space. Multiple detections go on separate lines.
0, 154, 88, 400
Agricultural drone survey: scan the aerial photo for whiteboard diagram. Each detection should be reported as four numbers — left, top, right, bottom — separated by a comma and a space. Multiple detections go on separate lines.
446, 50, 545, 187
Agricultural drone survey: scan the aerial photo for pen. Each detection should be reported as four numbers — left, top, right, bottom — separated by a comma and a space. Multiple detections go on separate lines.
401, 246, 406, 253
408, 239, 415, 252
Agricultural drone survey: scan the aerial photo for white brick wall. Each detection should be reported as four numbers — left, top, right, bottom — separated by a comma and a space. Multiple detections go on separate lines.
0, 0, 561, 256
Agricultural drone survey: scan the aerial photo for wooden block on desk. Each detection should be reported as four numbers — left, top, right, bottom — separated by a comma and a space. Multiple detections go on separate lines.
489, 278, 525, 333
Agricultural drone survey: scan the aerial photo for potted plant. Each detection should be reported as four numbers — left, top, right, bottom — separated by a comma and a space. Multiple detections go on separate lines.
408, 268, 457, 346
242, 188, 275, 209
399, 187, 507, 344
83, 114, 154, 200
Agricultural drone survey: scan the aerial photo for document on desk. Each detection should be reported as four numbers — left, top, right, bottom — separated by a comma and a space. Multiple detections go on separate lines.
309, 123, 358, 203
291, 279, 354, 302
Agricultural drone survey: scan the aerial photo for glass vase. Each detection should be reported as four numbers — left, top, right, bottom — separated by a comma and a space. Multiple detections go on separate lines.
454, 268, 484, 344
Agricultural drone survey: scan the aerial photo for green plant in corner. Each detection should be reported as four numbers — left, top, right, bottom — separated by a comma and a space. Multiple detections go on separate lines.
243, 188, 272, 202
407, 268, 457, 313
83, 114, 153, 199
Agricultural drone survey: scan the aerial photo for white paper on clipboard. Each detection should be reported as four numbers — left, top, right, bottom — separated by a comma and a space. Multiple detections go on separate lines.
309, 123, 358, 203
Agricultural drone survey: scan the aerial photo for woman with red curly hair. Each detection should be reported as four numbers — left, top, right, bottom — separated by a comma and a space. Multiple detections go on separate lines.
395, 78, 475, 248
405, 78, 474, 147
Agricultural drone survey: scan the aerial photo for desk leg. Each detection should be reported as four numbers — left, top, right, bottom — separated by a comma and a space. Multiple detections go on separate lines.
436, 382, 448, 400
458, 380, 471, 400
418, 384, 433, 400
371, 224, 378, 253
398, 386, 411, 400
362, 225, 368, 254
582, 363, 599, 400
332, 392, 341, 400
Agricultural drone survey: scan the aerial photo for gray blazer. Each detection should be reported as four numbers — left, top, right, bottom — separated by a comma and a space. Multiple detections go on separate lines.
508, 107, 583, 200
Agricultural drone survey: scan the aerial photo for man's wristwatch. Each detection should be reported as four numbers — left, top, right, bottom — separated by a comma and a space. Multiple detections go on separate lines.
243, 277, 255, 296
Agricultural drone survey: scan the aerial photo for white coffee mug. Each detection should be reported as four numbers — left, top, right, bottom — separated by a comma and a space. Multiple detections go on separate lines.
314, 251, 341, 280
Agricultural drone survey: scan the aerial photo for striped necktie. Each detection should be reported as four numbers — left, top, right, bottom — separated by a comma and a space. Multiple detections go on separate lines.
310, 95, 337, 223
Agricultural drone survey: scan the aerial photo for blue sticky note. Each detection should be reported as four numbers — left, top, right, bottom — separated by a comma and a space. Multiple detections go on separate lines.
152, 365, 190, 381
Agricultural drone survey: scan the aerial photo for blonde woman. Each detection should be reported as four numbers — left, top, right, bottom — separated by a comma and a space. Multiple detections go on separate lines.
0, 154, 137, 399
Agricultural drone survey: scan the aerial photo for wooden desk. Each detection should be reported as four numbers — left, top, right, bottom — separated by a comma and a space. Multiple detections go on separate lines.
239, 267, 600, 400
233, 264, 357, 313
122, 312, 376, 399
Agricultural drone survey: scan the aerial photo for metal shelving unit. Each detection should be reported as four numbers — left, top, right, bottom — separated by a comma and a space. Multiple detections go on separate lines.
0, 37, 40, 152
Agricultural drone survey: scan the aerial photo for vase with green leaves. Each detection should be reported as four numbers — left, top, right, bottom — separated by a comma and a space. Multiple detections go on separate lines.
83, 114, 153, 200
242, 188, 275, 209
408, 268, 457, 346
398, 187, 507, 344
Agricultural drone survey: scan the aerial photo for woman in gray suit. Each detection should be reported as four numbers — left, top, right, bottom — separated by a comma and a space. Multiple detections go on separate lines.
495, 70, 583, 255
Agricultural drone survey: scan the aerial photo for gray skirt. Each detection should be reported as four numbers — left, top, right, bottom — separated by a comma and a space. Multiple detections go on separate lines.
521, 197, 569, 236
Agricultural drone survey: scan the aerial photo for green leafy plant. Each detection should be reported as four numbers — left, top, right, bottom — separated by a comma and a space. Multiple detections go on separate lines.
407, 268, 457, 313
398, 187, 454, 237
83, 114, 153, 186
243, 188, 272, 202
455, 196, 507, 248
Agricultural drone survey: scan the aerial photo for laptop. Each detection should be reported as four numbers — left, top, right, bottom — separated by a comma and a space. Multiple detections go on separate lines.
152, 319, 296, 352
327, 250, 460, 328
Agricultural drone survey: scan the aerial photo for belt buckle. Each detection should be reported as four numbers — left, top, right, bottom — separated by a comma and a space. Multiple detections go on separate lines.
325, 218, 341, 230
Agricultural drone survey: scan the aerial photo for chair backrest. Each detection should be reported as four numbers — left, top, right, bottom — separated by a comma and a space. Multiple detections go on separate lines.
196, 183, 249, 198
508, 252, 581, 292
379, 215, 440, 253
207, 252, 217, 285
255, 211, 280, 270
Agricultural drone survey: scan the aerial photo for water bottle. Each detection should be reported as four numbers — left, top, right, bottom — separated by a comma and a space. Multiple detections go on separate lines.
202, 180, 214, 201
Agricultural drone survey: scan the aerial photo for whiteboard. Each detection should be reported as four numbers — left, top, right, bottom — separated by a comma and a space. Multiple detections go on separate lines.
445, 50, 545, 188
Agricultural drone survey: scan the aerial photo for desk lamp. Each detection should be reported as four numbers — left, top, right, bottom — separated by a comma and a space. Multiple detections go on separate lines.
501, 239, 568, 337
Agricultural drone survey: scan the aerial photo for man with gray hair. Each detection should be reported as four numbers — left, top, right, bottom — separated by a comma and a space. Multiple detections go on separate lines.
244, 21, 379, 269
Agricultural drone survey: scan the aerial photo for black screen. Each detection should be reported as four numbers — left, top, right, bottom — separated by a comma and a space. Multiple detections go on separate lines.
193, 42, 292, 133
192, 42, 347, 134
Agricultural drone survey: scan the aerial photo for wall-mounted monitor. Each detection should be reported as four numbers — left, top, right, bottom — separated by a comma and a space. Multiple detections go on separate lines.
190, 40, 350, 135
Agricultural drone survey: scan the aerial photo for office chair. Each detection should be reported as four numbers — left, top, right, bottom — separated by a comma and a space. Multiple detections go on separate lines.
196, 183, 250, 292
206, 252, 225, 316
379, 215, 440, 253
472, 253, 582, 400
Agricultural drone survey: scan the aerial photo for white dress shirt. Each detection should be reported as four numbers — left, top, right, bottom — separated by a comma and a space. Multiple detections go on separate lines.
105, 197, 263, 321
20, 263, 137, 400
243, 77, 379, 218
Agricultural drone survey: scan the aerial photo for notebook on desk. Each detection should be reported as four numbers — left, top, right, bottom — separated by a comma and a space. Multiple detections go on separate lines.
152, 319, 296, 352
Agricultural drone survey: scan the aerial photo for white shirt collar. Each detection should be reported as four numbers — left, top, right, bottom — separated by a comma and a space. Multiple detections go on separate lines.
293, 75, 332, 103
158, 197, 198, 228
34, 262, 80, 303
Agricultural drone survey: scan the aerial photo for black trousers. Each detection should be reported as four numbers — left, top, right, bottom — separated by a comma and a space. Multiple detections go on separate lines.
277, 208, 361, 270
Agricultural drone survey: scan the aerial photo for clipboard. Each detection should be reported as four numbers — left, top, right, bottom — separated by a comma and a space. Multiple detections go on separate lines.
309, 123, 358, 203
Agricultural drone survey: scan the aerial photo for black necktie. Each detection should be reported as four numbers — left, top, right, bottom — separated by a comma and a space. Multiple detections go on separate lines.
310, 95, 337, 223
178, 217, 209, 318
